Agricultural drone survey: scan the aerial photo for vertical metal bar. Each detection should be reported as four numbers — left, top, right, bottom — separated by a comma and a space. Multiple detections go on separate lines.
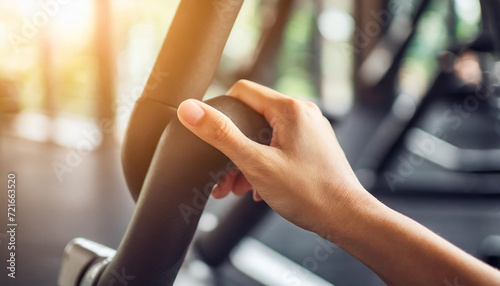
40, 26, 57, 142
94, 0, 115, 148
240, 0, 296, 86
122, 0, 245, 199
352, 0, 387, 100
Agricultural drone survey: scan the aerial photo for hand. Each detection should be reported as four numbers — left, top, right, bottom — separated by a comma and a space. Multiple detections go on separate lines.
177, 80, 500, 286
176, 80, 370, 235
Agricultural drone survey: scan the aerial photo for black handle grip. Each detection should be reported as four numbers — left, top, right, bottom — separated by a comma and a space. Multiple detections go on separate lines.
98, 96, 271, 285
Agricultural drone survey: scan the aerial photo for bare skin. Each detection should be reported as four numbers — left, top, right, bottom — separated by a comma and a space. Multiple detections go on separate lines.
177, 80, 500, 286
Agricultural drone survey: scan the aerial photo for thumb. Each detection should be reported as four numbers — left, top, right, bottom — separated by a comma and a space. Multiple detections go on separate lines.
177, 99, 262, 168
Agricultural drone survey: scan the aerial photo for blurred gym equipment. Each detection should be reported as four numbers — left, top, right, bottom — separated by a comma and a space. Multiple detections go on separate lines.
57, 0, 500, 285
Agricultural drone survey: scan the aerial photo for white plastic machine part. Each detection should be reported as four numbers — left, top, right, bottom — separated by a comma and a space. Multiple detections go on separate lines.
58, 238, 116, 286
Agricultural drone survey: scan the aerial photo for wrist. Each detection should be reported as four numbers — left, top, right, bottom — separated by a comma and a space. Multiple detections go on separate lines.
316, 184, 387, 245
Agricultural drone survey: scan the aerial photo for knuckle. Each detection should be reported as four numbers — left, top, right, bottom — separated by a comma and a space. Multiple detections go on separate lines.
306, 101, 320, 111
281, 97, 305, 118
232, 79, 252, 93
289, 98, 304, 112
282, 97, 298, 106
305, 101, 323, 117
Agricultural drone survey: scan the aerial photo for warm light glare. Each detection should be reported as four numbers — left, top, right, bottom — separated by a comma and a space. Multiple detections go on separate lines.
52, 0, 92, 34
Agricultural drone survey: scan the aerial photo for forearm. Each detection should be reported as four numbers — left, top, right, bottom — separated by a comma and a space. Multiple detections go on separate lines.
324, 190, 500, 286
176, 80, 499, 284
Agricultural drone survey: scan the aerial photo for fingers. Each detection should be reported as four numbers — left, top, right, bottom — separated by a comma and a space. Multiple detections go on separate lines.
212, 171, 253, 199
177, 80, 289, 204
253, 190, 263, 202
232, 172, 252, 195
212, 170, 238, 199
212, 184, 229, 199
212, 171, 262, 202
227, 80, 286, 121
177, 99, 263, 169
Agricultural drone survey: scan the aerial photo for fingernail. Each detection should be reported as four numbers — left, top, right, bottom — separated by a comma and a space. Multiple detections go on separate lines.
211, 184, 220, 198
253, 190, 263, 202
255, 192, 262, 201
178, 99, 206, 126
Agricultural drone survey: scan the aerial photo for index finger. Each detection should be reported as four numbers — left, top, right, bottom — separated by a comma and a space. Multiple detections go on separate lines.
227, 80, 286, 121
